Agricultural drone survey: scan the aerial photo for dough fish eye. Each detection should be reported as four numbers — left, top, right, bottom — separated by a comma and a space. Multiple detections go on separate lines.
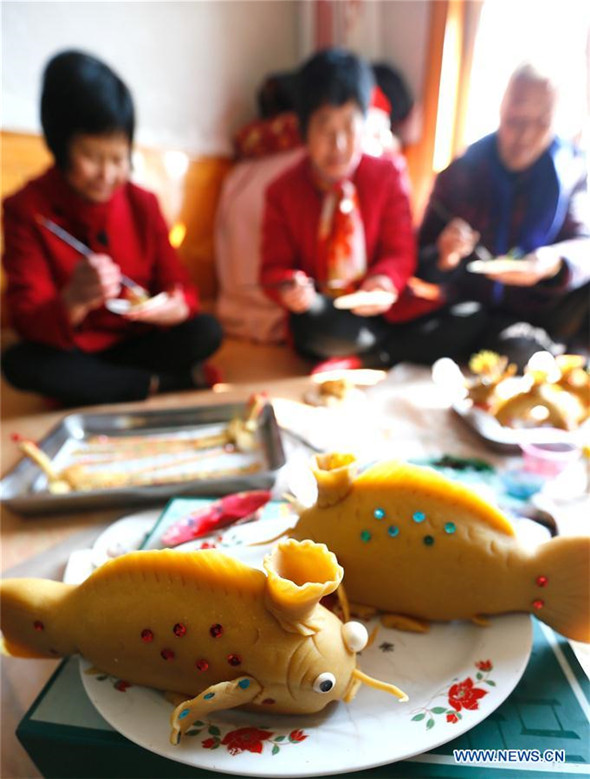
342, 621, 368, 652
313, 672, 336, 693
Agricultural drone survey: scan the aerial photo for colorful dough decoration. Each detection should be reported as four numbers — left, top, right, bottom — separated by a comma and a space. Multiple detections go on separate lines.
303, 378, 365, 407
289, 453, 590, 642
492, 354, 589, 430
463, 351, 589, 430
0, 539, 407, 745
466, 350, 517, 410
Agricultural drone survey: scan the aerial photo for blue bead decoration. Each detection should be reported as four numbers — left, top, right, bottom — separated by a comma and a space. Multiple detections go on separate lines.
238, 678, 250, 689
360, 530, 372, 542
444, 522, 456, 534
387, 525, 399, 538
373, 508, 386, 520
179, 709, 190, 719
423, 535, 434, 546
413, 511, 426, 523
204, 692, 215, 700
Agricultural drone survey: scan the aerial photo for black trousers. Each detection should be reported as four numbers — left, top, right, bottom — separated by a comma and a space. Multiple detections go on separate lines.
289, 295, 488, 367
290, 283, 590, 370
2, 314, 223, 407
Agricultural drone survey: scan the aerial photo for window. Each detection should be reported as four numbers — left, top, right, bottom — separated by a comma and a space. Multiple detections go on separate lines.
463, 1, 590, 148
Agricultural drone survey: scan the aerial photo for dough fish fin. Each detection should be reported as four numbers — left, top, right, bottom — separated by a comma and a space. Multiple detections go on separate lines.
529, 535, 590, 642
170, 676, 262, 744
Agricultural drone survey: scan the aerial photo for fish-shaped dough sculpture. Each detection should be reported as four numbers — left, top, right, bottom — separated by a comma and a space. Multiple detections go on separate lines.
0, 539, 407, 744
289, 453, 590, 642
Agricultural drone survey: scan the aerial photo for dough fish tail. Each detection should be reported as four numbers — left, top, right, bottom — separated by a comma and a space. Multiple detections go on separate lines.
527, 536, 590, 642
0, 578, 76, 658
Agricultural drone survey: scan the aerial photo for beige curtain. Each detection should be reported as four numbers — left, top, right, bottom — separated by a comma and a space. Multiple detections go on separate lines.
449, 0, 485, 160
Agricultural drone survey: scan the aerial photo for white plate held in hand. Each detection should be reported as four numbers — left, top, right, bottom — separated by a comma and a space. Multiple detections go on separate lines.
467, 258, 534, 275
105, 292, 169, 315
333, 290, 395, 310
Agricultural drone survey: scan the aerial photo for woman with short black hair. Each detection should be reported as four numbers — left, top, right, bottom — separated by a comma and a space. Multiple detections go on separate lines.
295, 48, 374, 138
41, 50, 135, 169
260, 49, 485, 371
2, 50, 222, 407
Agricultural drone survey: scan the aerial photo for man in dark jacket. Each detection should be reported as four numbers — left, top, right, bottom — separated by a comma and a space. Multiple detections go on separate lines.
418, 63, 590, 364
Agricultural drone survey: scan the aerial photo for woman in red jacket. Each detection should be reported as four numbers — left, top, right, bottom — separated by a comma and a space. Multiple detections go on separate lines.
2, 50, 222, 406
260, 49, 485, 371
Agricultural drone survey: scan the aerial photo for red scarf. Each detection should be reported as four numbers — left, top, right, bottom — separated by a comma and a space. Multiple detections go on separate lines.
316, 179, 367, 296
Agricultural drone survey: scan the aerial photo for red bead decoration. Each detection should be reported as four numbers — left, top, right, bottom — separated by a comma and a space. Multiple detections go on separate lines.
532, 599, 545, 610
173, 623, 187, 637
262, 698, 276, 705
210, 623, 224, 638
161, 648, 175, 660
141, 629, 154, 642
196, 659, 209, 672
227, 654, 242, 666
33, 620, 44, 631
536, 575, 548, 588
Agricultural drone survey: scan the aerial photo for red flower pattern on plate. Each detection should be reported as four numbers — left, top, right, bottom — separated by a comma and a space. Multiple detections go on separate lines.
188, 720, 309, 756
289, 729, 307, 743
411, 660, 495, 730
85, 667, 133, 693
448, 677, 488, 712
221, 727, 274, 755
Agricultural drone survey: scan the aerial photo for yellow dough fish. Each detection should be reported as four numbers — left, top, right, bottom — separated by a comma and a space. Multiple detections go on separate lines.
0, 539, 407, 744
288, 454, 590, 641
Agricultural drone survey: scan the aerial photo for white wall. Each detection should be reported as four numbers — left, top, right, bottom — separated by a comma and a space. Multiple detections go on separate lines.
379, 0, 430, 102
2, 0, 431, 155
297, 0, 430, 101
1, 0, 301, 155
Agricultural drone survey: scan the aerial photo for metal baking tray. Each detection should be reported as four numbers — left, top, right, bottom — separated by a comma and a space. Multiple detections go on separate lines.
0, 401, 285, 516
452, 400, 586, 453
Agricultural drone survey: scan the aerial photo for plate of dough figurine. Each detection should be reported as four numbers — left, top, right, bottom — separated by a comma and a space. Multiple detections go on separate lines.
303, 377, 366, 408
433, 351, 590, 451
78, 536, 532, 776
4, 451, 588, 774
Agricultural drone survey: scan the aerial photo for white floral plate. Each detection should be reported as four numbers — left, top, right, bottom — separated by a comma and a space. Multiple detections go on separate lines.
79, 536, 532, 777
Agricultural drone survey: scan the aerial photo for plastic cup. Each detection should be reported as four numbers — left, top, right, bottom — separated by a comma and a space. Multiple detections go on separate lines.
520, 436, 581, 478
